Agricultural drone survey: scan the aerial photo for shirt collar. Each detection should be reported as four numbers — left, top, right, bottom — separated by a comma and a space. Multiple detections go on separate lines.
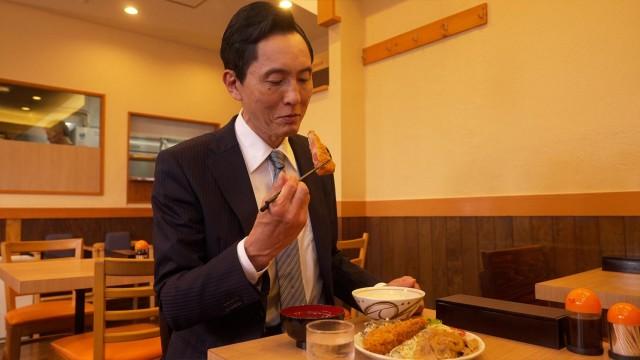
235, 111, 298, 174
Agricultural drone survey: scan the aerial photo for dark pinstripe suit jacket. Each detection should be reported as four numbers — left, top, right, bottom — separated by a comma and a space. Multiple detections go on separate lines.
152, 117, 378, 359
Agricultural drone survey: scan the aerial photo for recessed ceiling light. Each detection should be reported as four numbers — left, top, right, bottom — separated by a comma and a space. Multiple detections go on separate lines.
124, 6, 139, 15
21, 106, 31, 111
32, 95, 42, 101
279, 1, 292, 9
0, 86, 10, 93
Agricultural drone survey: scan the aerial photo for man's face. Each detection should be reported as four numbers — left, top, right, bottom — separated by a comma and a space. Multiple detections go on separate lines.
225, 32, 313, 148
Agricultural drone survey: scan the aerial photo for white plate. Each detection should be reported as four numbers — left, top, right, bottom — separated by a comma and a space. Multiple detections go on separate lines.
354, 329, 485, 360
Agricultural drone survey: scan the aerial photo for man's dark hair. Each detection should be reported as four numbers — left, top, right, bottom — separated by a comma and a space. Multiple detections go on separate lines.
221, 1, 314, 83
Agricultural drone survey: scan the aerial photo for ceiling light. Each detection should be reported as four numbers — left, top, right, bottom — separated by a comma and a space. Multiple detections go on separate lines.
0, 86, 10, 93
279, 1, 292, 9
124, 6, 139, 15
32, 95, 42, 101
21, 107, 31, 111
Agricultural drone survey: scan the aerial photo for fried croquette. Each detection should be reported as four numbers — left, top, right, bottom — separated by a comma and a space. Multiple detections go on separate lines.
363, 317, 427, 355
307, 130, 335, 176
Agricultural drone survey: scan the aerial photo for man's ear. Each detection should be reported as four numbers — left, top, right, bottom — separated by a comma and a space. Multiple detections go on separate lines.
222, 70, 242, 101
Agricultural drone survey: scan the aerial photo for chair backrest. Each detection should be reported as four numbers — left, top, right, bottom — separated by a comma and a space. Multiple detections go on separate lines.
104, 232, 131, 252
43, 233, 75, 259
93, 258, 158, 360
479, 244, 549, 304
91, 241, 154, 259
1, 239, 83, 310
337, 232, 369, 268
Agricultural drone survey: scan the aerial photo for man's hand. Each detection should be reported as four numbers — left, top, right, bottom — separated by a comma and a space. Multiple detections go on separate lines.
388, 276, 420, 289
388, 276, 424, 314
245, 173, 310, 270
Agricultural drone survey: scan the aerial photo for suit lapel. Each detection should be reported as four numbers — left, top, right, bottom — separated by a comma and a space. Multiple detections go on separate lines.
208, 117, 257, 236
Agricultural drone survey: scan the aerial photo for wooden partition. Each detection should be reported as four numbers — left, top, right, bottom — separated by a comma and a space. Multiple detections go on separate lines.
3, 208, 639, 310
341, 216, 640, 308
0, 208, 152, 244
0, 140, 101, 194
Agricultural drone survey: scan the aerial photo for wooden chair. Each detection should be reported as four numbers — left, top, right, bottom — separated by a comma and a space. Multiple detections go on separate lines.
51, 258, 162, 360
479, 244, 550, 304
91, 241, 154, 259
1, 239, 94, 360
337, 232, 369, 318
337, 232, 369, 268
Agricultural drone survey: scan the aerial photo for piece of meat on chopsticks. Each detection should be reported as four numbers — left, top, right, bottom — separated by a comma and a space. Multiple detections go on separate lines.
363, 317, 427, 355
307, 130, 336, 176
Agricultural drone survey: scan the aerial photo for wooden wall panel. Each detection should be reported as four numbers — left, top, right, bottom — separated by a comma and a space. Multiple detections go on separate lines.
431, 218, 448, 302
575, 217, 600, 271
624, 217, 640, 257
339, 216, 640, 307
553, 217, 577, 277
530, 216, 554, 276
445, 218, 464, 296
513, 217, 532, 246
417, 218, 434, 307
460, 218, 479, 296
0, 140, 101, 194
127, 180, 153, 203
20, 217, 153, 246
0, 219, 5, 242
599, 217, 626, 257
477, 217, 496, 252
494, 217, 514, 249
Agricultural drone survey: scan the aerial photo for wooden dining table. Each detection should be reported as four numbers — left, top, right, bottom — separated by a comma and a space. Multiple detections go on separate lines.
535, 268, 640, 308
0, 257, 153, 333
208, 309, 611, 359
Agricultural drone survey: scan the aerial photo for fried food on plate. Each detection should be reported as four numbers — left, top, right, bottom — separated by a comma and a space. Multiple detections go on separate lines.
362, 317, 427, 355
307, 130, 335, 176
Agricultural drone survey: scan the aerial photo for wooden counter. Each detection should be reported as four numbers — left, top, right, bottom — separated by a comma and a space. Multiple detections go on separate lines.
535, 268, 640, 308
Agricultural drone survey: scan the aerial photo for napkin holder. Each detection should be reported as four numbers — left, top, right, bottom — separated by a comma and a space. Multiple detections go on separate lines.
602, 256, 640, 274
435, 294, 568, 349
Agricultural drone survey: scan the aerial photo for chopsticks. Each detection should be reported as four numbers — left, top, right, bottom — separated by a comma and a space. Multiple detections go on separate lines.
259, 157, 332, 212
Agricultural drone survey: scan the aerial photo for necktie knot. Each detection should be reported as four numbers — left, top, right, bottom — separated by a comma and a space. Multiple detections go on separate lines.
269, 150, 286, 182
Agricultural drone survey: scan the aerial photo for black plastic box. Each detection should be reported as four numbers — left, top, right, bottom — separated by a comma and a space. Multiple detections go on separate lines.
602, 256, 640, 274
435, 294, 568, 349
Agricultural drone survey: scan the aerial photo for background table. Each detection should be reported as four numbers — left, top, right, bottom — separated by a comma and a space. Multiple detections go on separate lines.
0, 258, 153, 333
535, 268, 640, 308
208, 310, 611, 359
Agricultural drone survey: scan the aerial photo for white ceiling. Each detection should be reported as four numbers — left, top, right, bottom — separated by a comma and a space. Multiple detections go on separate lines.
5, 0, 328, 52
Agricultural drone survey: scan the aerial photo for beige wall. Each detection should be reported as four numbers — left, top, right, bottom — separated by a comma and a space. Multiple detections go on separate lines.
361, 0, 640, 200
0, 2, 239, 207
3, 0, 638, 207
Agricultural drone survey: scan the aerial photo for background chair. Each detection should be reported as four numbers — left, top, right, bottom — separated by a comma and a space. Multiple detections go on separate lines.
337, 232, 369, 268
51, 258, 162, 360
104, 231, 131, 254
43, 233, 75, 259
1, 239, 93, 360
479, 244, 550, 304
337, 232, 369, 318
92, 240, 154, 259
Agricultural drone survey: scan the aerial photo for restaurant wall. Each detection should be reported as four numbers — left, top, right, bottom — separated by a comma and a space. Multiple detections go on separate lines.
0, 1, 239, 207
361, 0, 640, 201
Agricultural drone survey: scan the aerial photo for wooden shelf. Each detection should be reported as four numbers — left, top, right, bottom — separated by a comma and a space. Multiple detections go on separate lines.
128, 153, 156, 161
362, 3, 487, 65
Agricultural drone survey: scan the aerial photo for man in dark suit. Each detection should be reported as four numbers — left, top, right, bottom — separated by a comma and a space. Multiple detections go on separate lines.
153, 2, 421, 359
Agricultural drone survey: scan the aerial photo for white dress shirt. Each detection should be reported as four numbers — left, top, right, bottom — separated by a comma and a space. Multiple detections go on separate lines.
234, 112, 324, 325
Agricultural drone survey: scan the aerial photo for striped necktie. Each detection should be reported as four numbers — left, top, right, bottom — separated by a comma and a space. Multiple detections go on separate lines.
268, 150, 307, 309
